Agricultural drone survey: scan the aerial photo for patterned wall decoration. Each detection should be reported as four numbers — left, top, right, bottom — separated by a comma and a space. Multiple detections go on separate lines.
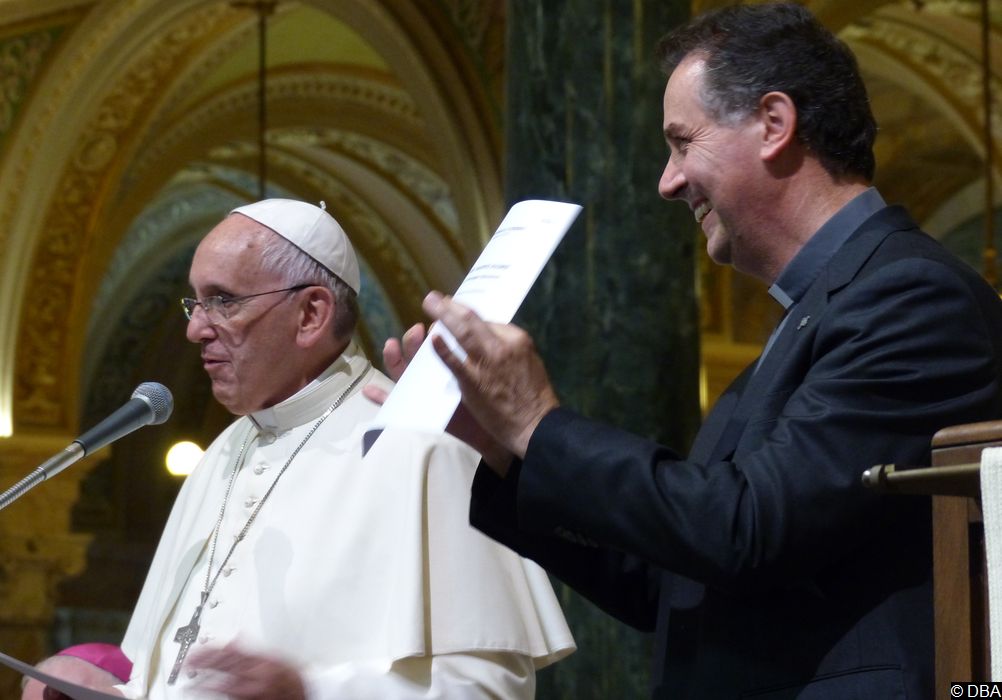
125, 69, 426, 192
268, 128, 461, 235
433, 0, 506, 113
13, 4, 234, 429
843, 7, 1002, 159
0, 28, 60, 149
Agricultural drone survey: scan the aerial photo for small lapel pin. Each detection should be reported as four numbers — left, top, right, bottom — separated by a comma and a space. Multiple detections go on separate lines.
796, 315, 811, 330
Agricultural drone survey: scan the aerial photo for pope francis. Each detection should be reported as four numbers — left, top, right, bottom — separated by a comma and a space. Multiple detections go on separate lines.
32, 199, 574, 700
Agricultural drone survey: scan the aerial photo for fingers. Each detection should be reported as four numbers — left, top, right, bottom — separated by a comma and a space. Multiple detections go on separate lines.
185, 644, 233, 673
423, 292, 494, 356
382, 337, 404, 381
422, 290, 448, 319
361, 384, 389, 405
381, 323, 427, 383
401, 323, 425, 361
187, 644, 305, 700
430, 333, 471, 381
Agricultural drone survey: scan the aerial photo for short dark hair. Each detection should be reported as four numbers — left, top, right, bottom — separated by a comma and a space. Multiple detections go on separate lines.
656, 2, 876, 181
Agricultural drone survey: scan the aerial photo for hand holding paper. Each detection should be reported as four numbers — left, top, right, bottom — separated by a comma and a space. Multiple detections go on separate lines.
422, 292, 560, 468
365, 199, 581, 469
365, 321, 508, 467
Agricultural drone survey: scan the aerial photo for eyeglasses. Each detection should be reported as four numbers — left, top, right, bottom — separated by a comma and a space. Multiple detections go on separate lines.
181, 284, 312, 322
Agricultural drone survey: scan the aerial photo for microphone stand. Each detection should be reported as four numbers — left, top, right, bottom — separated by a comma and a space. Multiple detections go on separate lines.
0, 443, 84, 511
0, 382, 172, 512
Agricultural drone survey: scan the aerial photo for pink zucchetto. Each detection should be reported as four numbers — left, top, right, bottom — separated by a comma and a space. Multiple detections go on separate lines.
55, 643, 132, 682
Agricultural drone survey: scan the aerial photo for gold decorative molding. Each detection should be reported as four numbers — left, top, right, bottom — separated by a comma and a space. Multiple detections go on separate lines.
437, 0, 502, 52
435, 0, 505, 101
268, 127, 460, 239
276, 146, 430, 314
143, 7, 257, 125
130, 69, 425, 184
843, 11, 1002, 159
13, 4, 233, 429
0, 30, 55, 140
0, 0, 142, 244
0, 0, 144, 437
913, 1, 992, 22
314, 0, 503, 242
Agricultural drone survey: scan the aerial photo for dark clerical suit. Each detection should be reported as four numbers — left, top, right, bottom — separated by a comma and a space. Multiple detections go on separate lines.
470, 201, 1002, 699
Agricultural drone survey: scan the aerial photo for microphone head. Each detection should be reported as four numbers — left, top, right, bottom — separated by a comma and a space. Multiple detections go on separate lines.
132, 382, 173, 425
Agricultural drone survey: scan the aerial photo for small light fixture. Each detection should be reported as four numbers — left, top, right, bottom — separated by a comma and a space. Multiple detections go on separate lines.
166, 440, 204, 477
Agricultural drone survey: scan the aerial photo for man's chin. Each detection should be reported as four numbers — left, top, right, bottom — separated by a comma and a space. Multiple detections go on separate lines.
704, 236, 731, 266
210, 385, 243, 415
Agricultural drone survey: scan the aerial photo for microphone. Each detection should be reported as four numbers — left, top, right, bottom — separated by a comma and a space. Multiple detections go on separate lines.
0, 382, 173, 511
76, 382, 173, 455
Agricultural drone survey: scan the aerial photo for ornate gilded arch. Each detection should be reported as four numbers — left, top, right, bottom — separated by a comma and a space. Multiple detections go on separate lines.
0, 0, 504, 437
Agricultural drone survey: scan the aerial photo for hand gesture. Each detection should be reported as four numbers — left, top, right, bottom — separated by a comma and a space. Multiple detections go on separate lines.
422, 291, 559, 472
186, 642, 306, 700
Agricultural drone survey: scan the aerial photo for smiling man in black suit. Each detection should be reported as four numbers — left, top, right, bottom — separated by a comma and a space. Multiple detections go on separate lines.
377, 3, 1002, 699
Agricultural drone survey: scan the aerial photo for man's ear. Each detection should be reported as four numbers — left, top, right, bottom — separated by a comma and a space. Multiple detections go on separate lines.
296, 286, 335, 347
758, 91, 797, 162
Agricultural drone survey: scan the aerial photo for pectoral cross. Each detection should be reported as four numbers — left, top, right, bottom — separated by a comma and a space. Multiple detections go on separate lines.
168, 592, 207, 685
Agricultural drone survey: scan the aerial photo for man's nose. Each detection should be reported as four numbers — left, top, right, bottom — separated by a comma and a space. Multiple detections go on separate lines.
658, 158, 685, 200
185, 306, 215, 343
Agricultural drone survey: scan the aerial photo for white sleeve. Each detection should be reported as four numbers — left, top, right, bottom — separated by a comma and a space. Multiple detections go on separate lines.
113, 677, 140, 698
303, 652, 535, 700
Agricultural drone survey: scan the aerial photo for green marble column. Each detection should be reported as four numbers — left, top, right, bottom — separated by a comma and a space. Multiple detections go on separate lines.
505, 1, 697, 698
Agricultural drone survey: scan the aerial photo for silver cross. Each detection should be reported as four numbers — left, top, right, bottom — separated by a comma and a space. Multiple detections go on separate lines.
168, 592, 207, 685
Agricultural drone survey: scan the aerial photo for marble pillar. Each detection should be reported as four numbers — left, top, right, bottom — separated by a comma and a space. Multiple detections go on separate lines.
505, 1, 698, 697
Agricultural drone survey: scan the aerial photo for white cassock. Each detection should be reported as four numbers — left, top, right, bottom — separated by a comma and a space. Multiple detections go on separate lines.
118, 342, 575, 699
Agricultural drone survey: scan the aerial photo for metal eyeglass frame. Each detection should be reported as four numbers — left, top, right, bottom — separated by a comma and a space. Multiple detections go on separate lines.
180, 284, 313, 322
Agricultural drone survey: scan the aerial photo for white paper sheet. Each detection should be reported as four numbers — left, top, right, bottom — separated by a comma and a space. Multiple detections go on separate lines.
0, 649, 124, 699
982, 446, 1002, 680
363, 199, 581, 450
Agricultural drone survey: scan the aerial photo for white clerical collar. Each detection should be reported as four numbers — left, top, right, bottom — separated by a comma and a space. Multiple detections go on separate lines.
248, 340, 372, 440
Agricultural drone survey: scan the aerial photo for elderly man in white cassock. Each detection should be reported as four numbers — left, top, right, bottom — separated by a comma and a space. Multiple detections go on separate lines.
29, 199, 573, 700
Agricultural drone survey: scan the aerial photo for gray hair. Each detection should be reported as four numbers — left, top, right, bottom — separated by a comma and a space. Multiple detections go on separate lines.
257, 231, 360, 342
